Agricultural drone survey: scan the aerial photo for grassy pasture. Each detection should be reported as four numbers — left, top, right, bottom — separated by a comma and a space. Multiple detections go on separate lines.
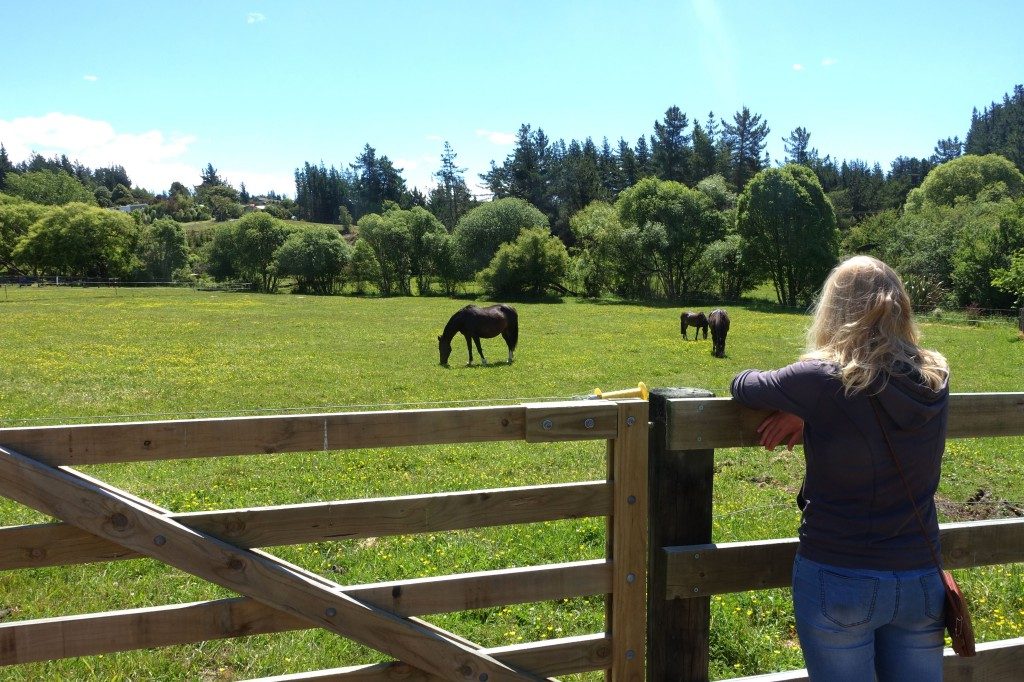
0, 287, 1021, 680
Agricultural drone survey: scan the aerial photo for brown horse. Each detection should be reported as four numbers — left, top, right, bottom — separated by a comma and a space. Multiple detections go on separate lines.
709, 308, 730, 358
680, 311, 708, 340
438, 304, 519, 366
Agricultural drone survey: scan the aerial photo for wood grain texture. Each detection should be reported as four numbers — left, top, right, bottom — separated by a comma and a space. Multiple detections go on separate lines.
664, 518, 1024, 598
606, 400, 648, 681
523, 401, 618, 442
0, 561, 611, 665
0, 482, 612, 570
0, 402, 612, 466
240, 634, 613, 680
726, 638, 1024, 682
665, 393, 1024, 450
0, 446, 549, 681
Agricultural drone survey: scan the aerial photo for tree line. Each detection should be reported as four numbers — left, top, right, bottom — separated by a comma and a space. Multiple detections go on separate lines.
1, 86, 1023, 309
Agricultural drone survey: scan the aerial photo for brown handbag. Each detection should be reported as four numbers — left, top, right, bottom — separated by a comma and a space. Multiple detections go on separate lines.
869, 398, 976, 657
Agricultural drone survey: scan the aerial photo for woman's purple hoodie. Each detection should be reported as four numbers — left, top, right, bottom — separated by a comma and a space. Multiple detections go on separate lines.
731, 359, 949, 570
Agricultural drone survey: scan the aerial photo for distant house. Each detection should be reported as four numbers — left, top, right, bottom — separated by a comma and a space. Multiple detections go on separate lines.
116, 203, 149, 213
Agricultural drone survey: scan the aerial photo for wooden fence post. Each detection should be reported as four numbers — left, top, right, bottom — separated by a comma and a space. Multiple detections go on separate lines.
1018, 306, 1023, 333
647, 388, 715, 682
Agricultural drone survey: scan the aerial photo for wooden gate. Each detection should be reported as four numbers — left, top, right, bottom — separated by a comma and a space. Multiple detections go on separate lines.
0, 399, 648, 680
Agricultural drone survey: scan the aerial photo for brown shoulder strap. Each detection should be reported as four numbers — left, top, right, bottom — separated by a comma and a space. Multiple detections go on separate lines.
868, 396, 944, 571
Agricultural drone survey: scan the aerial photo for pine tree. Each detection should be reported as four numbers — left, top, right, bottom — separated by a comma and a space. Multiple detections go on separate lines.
651, 106, 691, 183
428, 141, 474, 230
618, 138, 639, 189
721, 107, 770, 190
0, 143, 11, 189
932, 137, 964, 164
782, 127, 818, 165
634, 136, 652, 177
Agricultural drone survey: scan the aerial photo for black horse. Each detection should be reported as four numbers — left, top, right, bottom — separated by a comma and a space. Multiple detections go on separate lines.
680, 311, 708, 340
709, 308, 730, 358
438, 304, 519, 366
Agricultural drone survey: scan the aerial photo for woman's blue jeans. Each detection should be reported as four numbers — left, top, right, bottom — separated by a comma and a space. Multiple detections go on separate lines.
792, 554, 946, 681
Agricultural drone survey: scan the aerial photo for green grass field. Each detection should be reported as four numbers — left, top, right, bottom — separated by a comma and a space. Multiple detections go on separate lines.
1, 286, 1022, 680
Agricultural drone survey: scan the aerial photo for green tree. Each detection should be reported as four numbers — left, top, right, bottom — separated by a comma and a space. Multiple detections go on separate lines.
721, 107, 770, 190
354, 211, 412, 295
12, 202, 139, 278
111, 183, 135, 206
135, 217, 189, 281
348, 238, 381, 294
904, 154, 1024, 211
234, 211, 291, 292
568, 200, 623, 298
782, 127, 817, 166
696, 174, 737, 211
992, 248, 1024, 305
200, 185, 243, 222
615, 177, 726, 300
651, 106, 691, 183
427, 142, 475, 230
689, 122, 718, 181
481, 124, 552, 221
932, 136, 964, 164
402, 206, 447, 295
949, 198, 1024, 307
274, 225, 352, 294
92, 165, 132, 191
882, 156, 934, 209
0, 193, 48, 270
93, 186, 114, 208
351, 145, 408, 219
966, 85, 1024, 171
478, 227, 569, 297
293, 161, 354, 224
4, 169, 95, 205
736, 164, 838, 307
452, 198, 549, 274
0, 144, 12, 189
702, 233, 759, 301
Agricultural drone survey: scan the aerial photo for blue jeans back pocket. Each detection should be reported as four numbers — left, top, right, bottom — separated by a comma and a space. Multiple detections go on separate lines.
921, 573, 946, 622
820, 570, 879, 627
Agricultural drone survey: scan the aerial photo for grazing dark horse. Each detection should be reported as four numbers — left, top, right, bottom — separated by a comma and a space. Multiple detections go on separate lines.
680, 311, 708, 340
709, 308, 730, 358
438, 304, 518, 366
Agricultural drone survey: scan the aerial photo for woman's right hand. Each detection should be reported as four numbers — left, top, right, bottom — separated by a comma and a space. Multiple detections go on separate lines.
757, 411, 804, 451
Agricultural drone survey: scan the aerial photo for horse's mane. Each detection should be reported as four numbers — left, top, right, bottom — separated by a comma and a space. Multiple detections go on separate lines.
441, 307, 468, 340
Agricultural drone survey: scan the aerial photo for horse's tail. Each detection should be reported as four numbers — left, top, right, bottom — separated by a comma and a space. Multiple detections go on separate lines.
501, 305, 519, 352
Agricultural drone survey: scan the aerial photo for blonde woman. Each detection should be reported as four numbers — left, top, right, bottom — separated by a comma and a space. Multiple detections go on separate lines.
731, 255, 949, 681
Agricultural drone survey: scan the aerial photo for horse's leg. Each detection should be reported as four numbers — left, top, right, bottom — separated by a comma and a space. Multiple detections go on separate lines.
681, 323, 688, 340
703, 325, 708, 340
474, 337, 487, 365
465, 335, 474, 365
503, 332, 514, 363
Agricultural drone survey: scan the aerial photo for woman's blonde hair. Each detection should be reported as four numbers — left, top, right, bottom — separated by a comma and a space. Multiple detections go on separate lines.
802, 255, 948, 395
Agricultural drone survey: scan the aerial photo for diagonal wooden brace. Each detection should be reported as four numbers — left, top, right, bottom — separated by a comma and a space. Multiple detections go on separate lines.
0, 446, 549, 682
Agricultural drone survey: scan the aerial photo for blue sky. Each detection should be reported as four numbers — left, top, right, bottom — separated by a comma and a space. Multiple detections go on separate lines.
2, 0, 1022, 198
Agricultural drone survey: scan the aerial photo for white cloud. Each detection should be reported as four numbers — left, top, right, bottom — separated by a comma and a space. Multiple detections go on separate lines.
222, 168, 294, 197
0, 113, 199, 193
246, 12, 266, 24
792, 63, 804, 71
395, 154, 440, 192
821, 57, 837, 67
83, 74, 99, 82
475, 129, 515, 145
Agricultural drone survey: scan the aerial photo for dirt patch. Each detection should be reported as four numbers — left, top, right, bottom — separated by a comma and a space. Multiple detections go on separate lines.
936, 488, 1024, 522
